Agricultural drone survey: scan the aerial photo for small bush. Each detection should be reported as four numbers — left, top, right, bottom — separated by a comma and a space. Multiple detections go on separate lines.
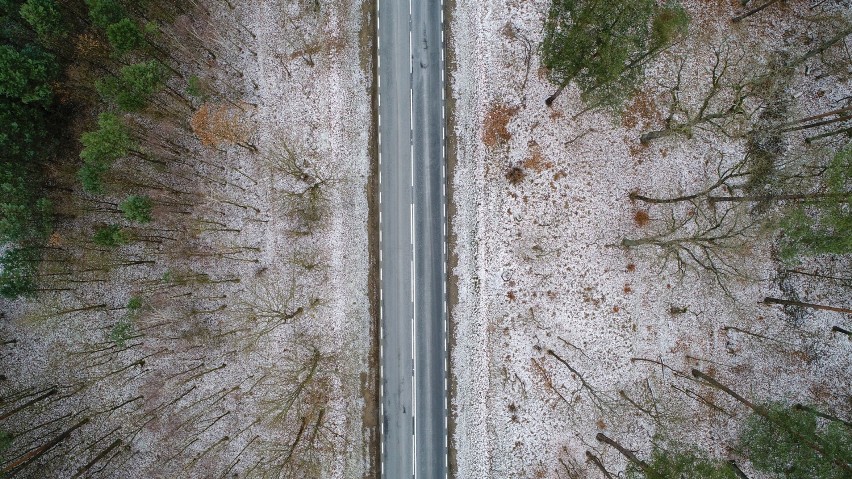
120, 195, 152, 223
505, 166, 526, 185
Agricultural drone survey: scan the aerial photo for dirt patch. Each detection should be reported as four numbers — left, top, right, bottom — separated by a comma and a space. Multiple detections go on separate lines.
443, 0, 459, 476
360, 1, 380, 478
621, 90, 663, 130
483, 103, 519, 148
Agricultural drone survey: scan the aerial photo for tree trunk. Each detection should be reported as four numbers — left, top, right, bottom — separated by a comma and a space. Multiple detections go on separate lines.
805, 126, 852, 144
1, 417, 90, 475
595, 433, 660, 478
621, 237, 659, 247
787, 25, 852, 69
780, 105, 852, 128
832, 325, 851, 337
793, 404, 852, 428
585, 451, 616, 479
545, 80, 570, 106
692, 369, 852, 474
0, 388, 57, 421
781, 114, 851, 133
731, 0, 782, 23
763, 297, 852, 314
728, 460, 751, 479
639, 128, 679, 144
707, 192, 851, 203
71, 439, 123, 479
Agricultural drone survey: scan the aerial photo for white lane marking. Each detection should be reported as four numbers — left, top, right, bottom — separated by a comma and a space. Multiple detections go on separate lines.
408, 1, 417, 477
377, 0, 384, 474
440, 1, 450, 477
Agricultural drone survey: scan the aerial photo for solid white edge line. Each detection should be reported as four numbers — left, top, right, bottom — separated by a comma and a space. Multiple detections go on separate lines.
408, 1, 417, 477
377, 1, 383, 474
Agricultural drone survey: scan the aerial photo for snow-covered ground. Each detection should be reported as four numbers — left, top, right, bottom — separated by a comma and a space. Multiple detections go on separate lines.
448, 1, 851, 477
0, 1, 374, 477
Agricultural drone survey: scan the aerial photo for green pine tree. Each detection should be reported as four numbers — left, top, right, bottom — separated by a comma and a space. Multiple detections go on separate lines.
120, 195, 152, 223
741, 403, 852, 479
540, 0, 687, 109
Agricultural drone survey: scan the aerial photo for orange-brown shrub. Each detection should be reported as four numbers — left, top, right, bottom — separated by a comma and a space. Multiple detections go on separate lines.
191, 103, 248, 148
483, 103, 518, 148
634, 209, 650, 227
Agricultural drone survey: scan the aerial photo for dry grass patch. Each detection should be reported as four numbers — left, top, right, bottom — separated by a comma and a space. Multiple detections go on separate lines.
483, 103, 519, 148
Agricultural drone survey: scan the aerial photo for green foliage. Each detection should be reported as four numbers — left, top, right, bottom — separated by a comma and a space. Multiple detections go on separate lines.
126, 295, 142, 313
780, 145, 851, 260
78, 112, 134, 192
0, 162, 52, 243
96, 60, 165, 111
93, 224, 128, 247
79, 113, 133, 167
626, 447, 737, 479
120, 195, 152, 223
106, 17, 142, 55
85, 0, 124, 29
0, 429, 12, 454
540, 0, 687, 110
0, 246, 38, 299
740, 403, 852, 479
0, 98, 48, 163
109, 319, 133, 347
186, 74, 208, 100
19, 0, 64, 43
110, 296, 143, 347
650, 2, 689, 50
0, 43, 57, 105
77, 161, 107, 193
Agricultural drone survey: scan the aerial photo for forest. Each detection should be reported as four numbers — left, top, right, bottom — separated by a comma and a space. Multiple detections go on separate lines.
1, 0, 374, 477
448, 0, 851, 477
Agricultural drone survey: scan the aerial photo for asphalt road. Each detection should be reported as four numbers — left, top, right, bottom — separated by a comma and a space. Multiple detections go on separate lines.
378, 0, 447, 477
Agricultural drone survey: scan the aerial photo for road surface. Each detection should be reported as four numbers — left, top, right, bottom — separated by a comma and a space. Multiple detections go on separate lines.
377, 0, 447, 477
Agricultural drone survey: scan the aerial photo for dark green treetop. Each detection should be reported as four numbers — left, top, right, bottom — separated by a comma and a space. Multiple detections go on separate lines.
106, 17, 143, 55
741, 403, 852, 479
85, 0, 124, 29
540, 0, 687, 109
93, 224, 128, 247
19, 0, 65, 43
0, 43, 57, 105
96, 60, 165, 111
120, 195, 152, 223
780, 145, 851, 260
0, 246, 38, 299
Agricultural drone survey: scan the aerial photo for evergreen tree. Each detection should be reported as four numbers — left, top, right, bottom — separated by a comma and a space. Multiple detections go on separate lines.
77, 161, 108, 194
0, 43, 58, 105
93, 224, 128, 247
540, 0, 687, 108
84, 0, 124, 29
741, 403, 852, 479
780, 145, 851, 260
0, 97, 48, 163
18, 0, 64, 44
120, 195, 152, 223
96, 60, 165, 111
0, 246, 38, 299
626, 446, 737, 479
0, 162, 51, 243
106, 17, 142, 55
79, 112, 133, 167
0, 430, 11, 454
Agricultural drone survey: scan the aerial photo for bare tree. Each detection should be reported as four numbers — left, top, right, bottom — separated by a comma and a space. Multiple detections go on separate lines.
641, 45, 760, 144
622, 200, 761, 292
